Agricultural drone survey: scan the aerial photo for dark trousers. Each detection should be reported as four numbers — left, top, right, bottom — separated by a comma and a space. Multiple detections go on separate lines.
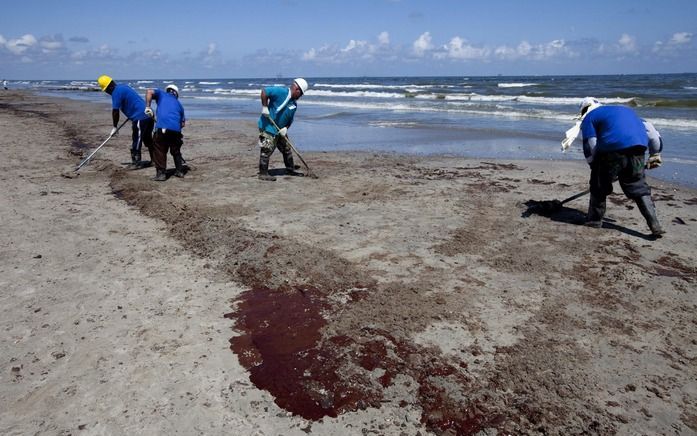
131, 118, 154, 152
589, 146, 651, 200
153, 129, 183, 171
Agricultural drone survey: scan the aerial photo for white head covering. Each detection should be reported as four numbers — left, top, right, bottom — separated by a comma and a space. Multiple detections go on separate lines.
561, 97, 602, 152
579, 97, 602, 116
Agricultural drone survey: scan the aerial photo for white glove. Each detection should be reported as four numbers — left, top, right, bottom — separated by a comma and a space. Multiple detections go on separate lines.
647, 153, 662, 169
110, 127, 119, 137
278, 127, 287, 137
144, 107, 154, 118
261, 106, 270, 116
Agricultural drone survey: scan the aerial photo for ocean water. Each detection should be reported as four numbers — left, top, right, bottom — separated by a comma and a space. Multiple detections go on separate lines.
14, 74, 697, 188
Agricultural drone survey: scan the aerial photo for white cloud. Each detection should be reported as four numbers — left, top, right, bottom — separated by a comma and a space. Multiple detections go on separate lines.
41, 41, 63, 50
669, 32, 692, 45
494, 39, 573, 60
97, 44, 116, 57
301, 33, 394, 64
653, 32, 693, 54
617, 34, 636, 53
437, 37, 489, 60
198, 42, 222, 68
413, 32, 432, 56
4, 34, 38, 55
301, 44, 340, 63
302, 47, 316, 60
341, 39, 368, 52
539, 39, 570, 59
517, 41, 532, 56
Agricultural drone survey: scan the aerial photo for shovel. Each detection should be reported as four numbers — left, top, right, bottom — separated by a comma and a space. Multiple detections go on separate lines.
264, 114, 318, 179
524, 189, 590, 216
75, 118, 130, 172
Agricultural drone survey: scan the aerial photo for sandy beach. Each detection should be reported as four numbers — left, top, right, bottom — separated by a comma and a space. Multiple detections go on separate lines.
1, 91, 696, 435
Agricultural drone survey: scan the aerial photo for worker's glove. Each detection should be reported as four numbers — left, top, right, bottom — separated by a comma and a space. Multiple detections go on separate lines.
109, 127, 119, 137
278, 127, 288, 137
261, 106, 270, 117
144, 107, 154, 118
647, 153, 662, 169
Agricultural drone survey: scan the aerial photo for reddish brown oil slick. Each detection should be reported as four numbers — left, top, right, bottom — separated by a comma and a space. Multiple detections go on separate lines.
226, 287, 502, 434
226, 286, 383, 420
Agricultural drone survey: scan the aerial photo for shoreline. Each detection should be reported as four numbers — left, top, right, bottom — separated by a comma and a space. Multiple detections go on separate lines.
2, 90, 696, 435
29, 87, 697, 190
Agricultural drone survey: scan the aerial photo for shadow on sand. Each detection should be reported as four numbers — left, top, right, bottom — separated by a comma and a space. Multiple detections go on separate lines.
522, 201, 657, 241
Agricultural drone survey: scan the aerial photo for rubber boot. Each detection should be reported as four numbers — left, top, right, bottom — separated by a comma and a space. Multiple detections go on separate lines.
585, 194, 606, 228
258, 155, 276, 181
130, 149, 139, 167
133, 150, 143, 168
173, 154, 185, 178
635, 195, 665, 237
282, 150, 303, 176
152, 168, 167, 182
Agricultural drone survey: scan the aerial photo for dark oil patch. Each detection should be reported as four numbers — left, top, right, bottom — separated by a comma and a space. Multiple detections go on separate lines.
226, 287, 502, 434
528, 178, 556, 185
226, 286, 382, 420
654, 266, 684, 278
655, 255, 697, 282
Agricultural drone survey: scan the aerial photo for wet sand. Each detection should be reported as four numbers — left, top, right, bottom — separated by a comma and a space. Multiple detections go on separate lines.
1, 91, 696, 435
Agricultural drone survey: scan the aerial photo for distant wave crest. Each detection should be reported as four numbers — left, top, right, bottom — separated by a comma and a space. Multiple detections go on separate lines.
498, 82, 538, 88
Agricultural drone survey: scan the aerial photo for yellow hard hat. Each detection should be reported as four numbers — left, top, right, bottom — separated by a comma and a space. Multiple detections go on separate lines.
97, 75, 113, 91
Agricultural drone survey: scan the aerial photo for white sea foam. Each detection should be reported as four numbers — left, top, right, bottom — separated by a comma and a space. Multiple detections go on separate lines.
313, 82, 444, 90
683, 86, 697, 90
137, 80, 154, 84
199, 81, 221, 85
252, 83, 286, 88
308, 89, 406, 99
305, 99, 573, 122
369, 121, 422, 128
190, 95, 251, 102
498, 83, 538, 88
644, 117, 697, 130
229, 89, 260, 96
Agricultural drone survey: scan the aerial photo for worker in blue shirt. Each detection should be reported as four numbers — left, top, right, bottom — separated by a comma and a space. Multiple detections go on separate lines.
145, 84, 186, 181
579, 97, 665, 237
257, 78, 308, 181
98, 75, 154, 168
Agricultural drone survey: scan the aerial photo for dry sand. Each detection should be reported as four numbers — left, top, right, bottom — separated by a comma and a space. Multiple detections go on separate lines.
1, 91, 696, 435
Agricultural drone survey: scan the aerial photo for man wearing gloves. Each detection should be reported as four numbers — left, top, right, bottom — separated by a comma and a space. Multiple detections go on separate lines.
98, 75, 154, 168
256, 78, 308, 181
579, 97, 665, 237
145, 85, 186, 182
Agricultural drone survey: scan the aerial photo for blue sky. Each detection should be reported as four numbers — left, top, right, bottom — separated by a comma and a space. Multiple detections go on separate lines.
1, 0, 695, 79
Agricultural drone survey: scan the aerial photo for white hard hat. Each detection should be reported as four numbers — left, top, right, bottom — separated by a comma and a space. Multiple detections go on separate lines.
165, 84, 180, 97
293, 78, 308, 95
579, 97, 601, 115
